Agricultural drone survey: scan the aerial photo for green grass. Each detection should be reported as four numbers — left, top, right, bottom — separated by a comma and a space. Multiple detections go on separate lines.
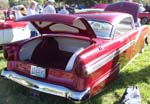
1, 41, 150, 104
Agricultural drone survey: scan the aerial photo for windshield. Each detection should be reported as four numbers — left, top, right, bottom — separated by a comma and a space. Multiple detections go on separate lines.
88, 20, 112, 39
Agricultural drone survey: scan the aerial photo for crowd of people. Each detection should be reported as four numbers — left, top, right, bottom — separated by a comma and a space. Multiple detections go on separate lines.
4, 0, 71, 20
3, 0, 72, 37
23, 0, 70, 16
5, 0, 147, 20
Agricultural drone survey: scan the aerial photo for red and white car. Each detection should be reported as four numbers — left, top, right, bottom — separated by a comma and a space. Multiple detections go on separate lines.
1, 2, 148, 103
0, 10, 30, 47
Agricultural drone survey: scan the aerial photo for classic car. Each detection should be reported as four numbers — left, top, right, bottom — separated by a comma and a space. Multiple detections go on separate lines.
0, 2, 148, 103
0, 8, 31, 48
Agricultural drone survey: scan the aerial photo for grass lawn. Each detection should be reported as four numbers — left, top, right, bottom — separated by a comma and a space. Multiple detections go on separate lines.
0, 31, 150, 104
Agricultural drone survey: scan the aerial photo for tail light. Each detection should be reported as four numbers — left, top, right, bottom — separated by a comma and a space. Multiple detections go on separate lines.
76, 59, 87, 77
3, 46, 17, 60
75, 59, 87, 91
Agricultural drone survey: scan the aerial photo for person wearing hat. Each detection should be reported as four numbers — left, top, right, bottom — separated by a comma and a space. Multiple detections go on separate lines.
27, 0, 38, 15
43, 0, 56, 14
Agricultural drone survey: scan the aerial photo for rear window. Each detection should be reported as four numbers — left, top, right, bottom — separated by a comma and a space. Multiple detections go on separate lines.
88, 20, 112, 39
114, 17, 134, 37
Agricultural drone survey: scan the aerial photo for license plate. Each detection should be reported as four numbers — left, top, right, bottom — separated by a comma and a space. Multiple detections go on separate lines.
30, 65, 46, 78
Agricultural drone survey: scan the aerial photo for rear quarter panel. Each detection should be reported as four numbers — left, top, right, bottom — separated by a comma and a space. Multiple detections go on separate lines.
76, 25, 148, 96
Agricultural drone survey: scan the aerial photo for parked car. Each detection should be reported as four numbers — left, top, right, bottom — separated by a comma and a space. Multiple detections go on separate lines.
1, 2, 148, 103
0, 20, 31, 44
0, 8, 31, 48
138, 12, 150, 24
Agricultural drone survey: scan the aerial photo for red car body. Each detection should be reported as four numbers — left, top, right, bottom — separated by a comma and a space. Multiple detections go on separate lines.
138, 12, 150, 24
1, 2, 148, 102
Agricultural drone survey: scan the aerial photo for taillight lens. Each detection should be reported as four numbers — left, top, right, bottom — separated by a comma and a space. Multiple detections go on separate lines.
3, 46, 16, 60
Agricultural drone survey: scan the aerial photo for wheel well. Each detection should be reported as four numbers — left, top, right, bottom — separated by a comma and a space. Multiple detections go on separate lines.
0, 46, 3, 50
141, 17, 148, 24
145, 36, 148, 45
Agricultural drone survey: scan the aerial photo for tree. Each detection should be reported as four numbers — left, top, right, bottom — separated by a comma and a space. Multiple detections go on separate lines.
9, 0, 19, 7
35, 0, 43, 4
0, 0, 9, 8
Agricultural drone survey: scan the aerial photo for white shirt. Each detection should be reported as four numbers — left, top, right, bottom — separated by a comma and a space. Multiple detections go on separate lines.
27, 8, 37, 15
43, 4, 56, 14
15, 10, 23, 19
27, 8, 38, 31
58, 9, 69, 14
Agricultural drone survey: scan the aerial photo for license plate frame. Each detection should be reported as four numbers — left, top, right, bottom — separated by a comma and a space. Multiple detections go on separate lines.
30, 65, 46, 78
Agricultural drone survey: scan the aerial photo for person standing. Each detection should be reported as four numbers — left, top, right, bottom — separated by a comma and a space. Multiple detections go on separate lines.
43, 0, 56, 14
43, 0, 48, 8
58, 4, 69, 14
36, 4, 43, 14
27, 0, 38, 15
27, 0, 39, 37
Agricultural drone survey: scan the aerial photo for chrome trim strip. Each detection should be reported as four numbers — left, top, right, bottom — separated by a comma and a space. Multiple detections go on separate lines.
1, 69, 90, 102
86, 40, 135, 75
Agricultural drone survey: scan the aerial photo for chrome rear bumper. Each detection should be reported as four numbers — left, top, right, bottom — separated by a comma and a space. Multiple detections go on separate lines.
1, 68, 90, 102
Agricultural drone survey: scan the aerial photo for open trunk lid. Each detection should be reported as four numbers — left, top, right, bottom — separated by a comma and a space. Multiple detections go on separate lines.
16, 14, 96, 38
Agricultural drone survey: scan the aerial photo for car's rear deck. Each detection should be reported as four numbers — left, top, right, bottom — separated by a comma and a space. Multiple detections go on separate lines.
19, 36, 91, 70
30, 38, 72, 69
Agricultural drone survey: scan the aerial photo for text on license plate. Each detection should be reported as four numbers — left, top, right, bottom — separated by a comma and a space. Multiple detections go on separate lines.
30, 65, 46, 78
